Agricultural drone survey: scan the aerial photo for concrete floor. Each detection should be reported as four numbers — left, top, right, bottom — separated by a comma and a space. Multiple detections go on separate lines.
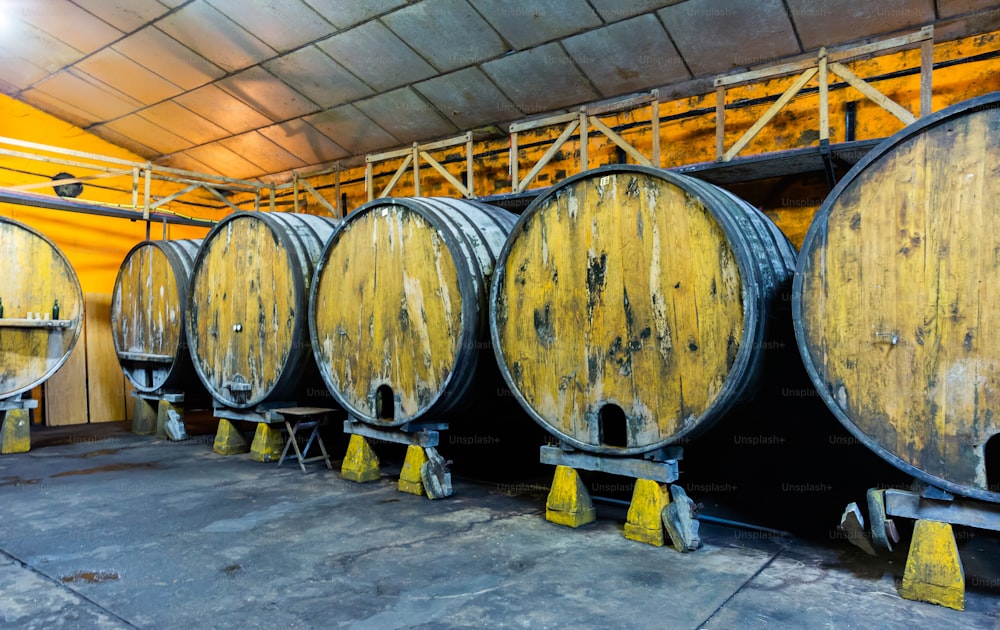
1, 421, 999, 629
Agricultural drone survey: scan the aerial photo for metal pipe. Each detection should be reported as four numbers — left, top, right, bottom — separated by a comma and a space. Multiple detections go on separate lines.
591, 495, 791, 538
0, 188, 215, 227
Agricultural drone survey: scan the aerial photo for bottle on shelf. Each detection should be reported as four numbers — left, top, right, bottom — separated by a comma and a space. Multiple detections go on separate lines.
52, 299, 59, 320
0, 296, 3, 318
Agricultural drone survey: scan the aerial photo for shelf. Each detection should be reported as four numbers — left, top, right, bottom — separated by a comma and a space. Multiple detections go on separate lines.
118, 351, 173, 363
0, 318, 73, 329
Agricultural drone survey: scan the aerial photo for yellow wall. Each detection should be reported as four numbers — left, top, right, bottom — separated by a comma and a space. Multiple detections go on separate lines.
0, 96, 213, 295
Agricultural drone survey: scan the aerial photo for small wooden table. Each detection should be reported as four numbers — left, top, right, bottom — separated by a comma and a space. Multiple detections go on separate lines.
266, 407, 336, 473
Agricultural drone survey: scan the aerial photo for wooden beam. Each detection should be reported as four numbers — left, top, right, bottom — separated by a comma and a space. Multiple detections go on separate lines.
149, 183, 200, 210
204, 183, 241, 213
818, 48, 829, 142
579, 109, 589, 171
412, 144, 420, 197
829, 62, 917, 125
365, 162, 373, 202
510, 111, 579, 134
724, 67, 818, 162
301, 179, 339, 217
517, 120, 579, 193
420, 150, 469, 198
921, 36, 934, 117
510, 131, 519, 193
466, 132, 474, 198
378, 153, 413, 199
651, 90, 661, 167
715, 85, 726, 161
589, 116, 652, 166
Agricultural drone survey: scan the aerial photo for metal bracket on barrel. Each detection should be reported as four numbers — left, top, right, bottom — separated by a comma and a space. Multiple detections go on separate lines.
342, 416, 445, 448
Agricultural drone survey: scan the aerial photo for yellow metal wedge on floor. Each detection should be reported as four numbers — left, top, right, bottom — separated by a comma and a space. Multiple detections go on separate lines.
0, 409, 30, 454
131, 398, 157, 436
546, 466, 596, 528
250, 423, 285, 462
213, 418, 249, 455
398, 444, 427, 495
901, 519, 965, 611
341, 434, 380, 482
625, 479, 671, 546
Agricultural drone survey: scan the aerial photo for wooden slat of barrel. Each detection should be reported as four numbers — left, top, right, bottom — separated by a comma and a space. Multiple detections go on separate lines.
794, 93, 1000, 501
310, 197, 516, 426
111, 239, 200, 393
186, 212, 336, 409
491, 165, 795, 455
0, 216, 84, 400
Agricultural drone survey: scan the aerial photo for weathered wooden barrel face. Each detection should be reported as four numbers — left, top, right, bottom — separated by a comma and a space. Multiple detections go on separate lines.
310, 197, 516, 426
111, 239, 201, 393
491, 165, 796, 455
794, 94, 1000, 501
0, 216, 84, 400
186, 212, 337, 409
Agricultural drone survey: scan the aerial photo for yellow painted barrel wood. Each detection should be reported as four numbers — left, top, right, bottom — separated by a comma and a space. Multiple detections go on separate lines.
794, 93, 1000, 501
310, 197, 517, 426
0, 216, 84, 400
186, 212, 337, 409
490, 165, 796, 455
111, 239, 201, 393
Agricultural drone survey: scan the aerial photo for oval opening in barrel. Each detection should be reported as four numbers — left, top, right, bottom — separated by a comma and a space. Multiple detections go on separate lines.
598, 403, 628, 448
490, 165, 796, 456
376, 385, 395, 421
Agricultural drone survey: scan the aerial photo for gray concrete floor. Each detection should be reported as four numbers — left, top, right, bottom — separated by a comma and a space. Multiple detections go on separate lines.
1, 421, 998, 629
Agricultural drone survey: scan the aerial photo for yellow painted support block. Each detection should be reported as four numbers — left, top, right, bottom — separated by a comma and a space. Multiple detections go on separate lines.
131, 398, 157, 435
213, 418, 250, 455
249, 423, 285, 463
901, 520, 965, 611
545, 465, 596, 528
0, 409, 30, 454
156, 400, 183, 439
341, 434, 381, 482
624, 479, 671, 546
398, 444, 428, 495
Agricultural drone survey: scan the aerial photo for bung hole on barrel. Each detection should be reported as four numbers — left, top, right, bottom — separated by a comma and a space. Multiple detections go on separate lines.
599, 404, 628, 448
376, 385, 395, 421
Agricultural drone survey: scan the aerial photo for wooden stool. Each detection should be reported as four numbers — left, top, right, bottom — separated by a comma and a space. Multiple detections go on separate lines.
266, 407, 336, 473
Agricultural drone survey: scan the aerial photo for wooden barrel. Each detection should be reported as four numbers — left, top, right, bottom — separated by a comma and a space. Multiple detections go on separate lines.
794, 93, 1000, 501
490, 165, 796, 455
111, 239, 201, 393
310, 197, 517, 426
0, 216, 84, 400
186, 211, 337, 409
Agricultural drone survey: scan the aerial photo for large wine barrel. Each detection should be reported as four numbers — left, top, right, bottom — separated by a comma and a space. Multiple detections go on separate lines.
310, 197, 517, 426
111, 239, 201, 393
0, 216, 84, 400
186, 212, 337, 409
490, 165, 796, 455
794, 93, 1000, 502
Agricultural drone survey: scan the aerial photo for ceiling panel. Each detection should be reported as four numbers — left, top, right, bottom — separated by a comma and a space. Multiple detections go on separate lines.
18, 0, 124, 54
174, 84, 274, 135
153, 152, 218, 176
354, 87, 458, 144
564, 14, 689, 97
155, 1, 276, 73
0, 55, 49, 91
181, 142, 266, 178
0, 22, 85, 75
317, 21, 436, 91
87, 125, 159, 157
138, 101, 230, 145
482, 43, 601, 113
205, 0, 336, 53
787, 0, 936, 49
75, 48, 183, 105
259, 121, 350, 164
305, 0, 409, 30
28, 70, 144, 122
18, 90, 101, 129
263, 46, 374, 109
660, 0, 801, 75
469, 0, 602, 50
220, 131, 307, 173
414, 67, 521, 128
382, 0, 509, 71
98, 114, 193, 154
112, 27, 226, 91
218, 66, 320, 123
588, 0, 683, 21
70, 0, 173, 33
305, 105, 399, 155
